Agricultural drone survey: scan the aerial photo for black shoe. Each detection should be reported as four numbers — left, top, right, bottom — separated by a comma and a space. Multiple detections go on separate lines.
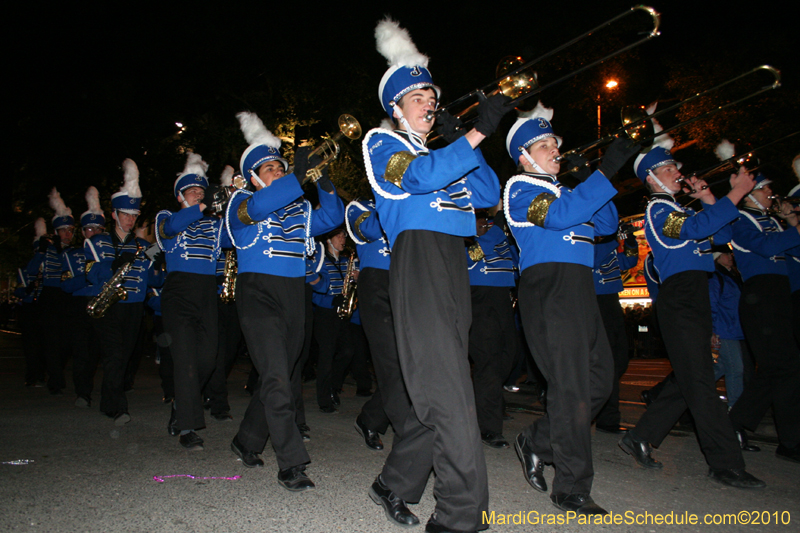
369, 475, 420, 527
300, 430, 311, 441
277, 465, 315, 492
114, 411, 131, 426
212, 412, 234, 422
320, 405, 337, 414
331, 390, 341, 407
355, 389, 373, 397
203, 397, 211, 410
179, 431, 204, 451
355, 416, 384, 451
481, 432, 509, 449
231, 436, 263, 467
708, 468, 766, 489
424, 517, 476, 533
640, 389, 652, 406
775, 444, 800, 464
514, 433, 547, 492
162, 395, 174, 404
75, 396, 91, 408
619, 432, 662, 469
297, 423, 310, 432
551, 493, 608, 515
596, 424, 627, 435
167, 403, 179, 437
736, 430, 760, 452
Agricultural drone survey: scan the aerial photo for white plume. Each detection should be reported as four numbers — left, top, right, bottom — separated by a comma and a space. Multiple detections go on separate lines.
220, 165, 234, 187
519, 101, 554, 122
793, 154, 800, 180
121, 159, 142, 198
645, 101, 658, 115
715, 140, 736, 161
34, 218, 46, 240
237, 112, 281, 149
379, 118, 395, 130
48, 188, 71, 218
85, 186, 102, 215
179, 152, 209, 178
375, 18, 429, 68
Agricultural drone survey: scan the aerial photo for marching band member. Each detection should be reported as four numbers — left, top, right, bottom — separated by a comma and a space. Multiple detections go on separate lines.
346, 197, 397, 454
362, 18, 510, 533
728, 172, 800, 464
467, 210, 518, 449
619, 139, 765, 488
226, 111, 343, 491
62, 187, 106, 408
155, 152, 225, 450
592, 222, 639, 434
20, 218, 48, 387
504, 105, 638, 515
311, 227, 356, 413
85, 159, 161, 425
29, 189, 75, 394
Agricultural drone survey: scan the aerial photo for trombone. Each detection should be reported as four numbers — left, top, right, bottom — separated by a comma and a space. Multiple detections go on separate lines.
424, 5, 661, 125
558, 65, 782, 174
303, 114, 362, 184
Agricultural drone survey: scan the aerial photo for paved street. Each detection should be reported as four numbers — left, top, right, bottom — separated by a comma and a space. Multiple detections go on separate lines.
1, 331, 797, 532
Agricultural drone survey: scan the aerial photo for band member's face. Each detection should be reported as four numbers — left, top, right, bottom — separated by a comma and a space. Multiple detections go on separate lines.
114, 211, 139, 233
396, 88, 437, 135
476, 218, 489, 236
652, 164, 682, 194
82, 226, 104, 239
525, 137, 561, 175
329, 232, 346, 252
57, 226, 75, 245
716, 251, 734, 269
182, 186, 205, 207
256, 161, 285, 188
749, 184, 772, 210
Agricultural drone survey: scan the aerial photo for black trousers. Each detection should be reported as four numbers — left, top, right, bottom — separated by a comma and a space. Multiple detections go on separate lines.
385, 230, 488, 532
730, 275, 800, 448
519, 263, 613, 496
595, 293, 630, 427
469, 285, 517, 434
202, 298, 242, 416
290, 283, 314, 426
95, 301, 143, 415
39, 286, 71, 392
235, 273, 310, 470
162, 272, 218, 431
72, 296, 102, 399
313, 306, 353, 408
358, 268, 407, 435
333, 323, 372, 393
21, 302, 45, 384
634, 271, 743, 469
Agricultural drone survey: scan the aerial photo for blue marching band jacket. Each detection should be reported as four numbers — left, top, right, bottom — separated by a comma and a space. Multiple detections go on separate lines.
362, 129, 500, 246
467, 224, 518, 288
345, 199, 391, 272
155, 204, 227, 276
84, 233, 160, 304
61, 245, 101, 297
504, 171, 618, 271
225, 174, 344, 279
306, 241, 326, 287
593, 237, 639, 296
730, 206, 800, 282
28, 241, 71, 289
643, 251, 660, 303
312, 251, 357, 310
644, 193, 738, 283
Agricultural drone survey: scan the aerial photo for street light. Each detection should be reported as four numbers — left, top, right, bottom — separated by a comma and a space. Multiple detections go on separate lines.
598, 79, 619, 138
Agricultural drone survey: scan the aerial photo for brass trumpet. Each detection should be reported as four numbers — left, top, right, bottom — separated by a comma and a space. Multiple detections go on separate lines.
768, 195, 800, 215
304, 114, 362, 184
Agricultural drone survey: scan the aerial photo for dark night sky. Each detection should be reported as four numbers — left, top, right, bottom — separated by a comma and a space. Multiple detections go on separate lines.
5, 1, 798, 228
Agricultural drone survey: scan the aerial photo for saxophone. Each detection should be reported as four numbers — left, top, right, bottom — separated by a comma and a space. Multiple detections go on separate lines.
86, 260, 135, 318
336, 251, 358, 319
86, 245, 143, 318
220, 249, 238, 304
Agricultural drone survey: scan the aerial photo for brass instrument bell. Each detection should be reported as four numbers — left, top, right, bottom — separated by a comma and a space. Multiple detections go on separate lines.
305, 114, 362, 183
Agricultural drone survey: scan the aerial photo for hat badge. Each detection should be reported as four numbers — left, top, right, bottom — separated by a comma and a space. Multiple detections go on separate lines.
410, 66, 421, 77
